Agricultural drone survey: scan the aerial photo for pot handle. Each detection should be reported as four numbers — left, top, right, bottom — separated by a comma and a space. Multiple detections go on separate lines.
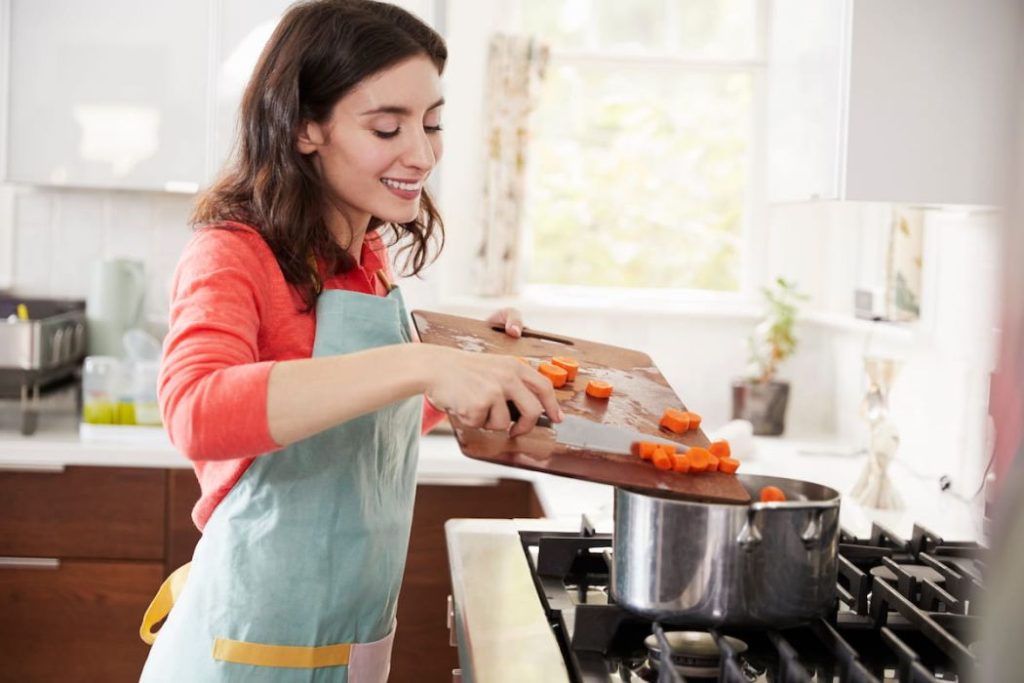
800, 509, 827, 548
737, 508, 763, 551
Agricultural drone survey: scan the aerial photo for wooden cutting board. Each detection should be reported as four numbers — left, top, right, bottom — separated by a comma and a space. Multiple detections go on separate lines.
411, 311, 750, 505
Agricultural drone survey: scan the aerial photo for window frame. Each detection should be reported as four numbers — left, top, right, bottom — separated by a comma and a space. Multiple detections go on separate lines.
432, 0, 770, 312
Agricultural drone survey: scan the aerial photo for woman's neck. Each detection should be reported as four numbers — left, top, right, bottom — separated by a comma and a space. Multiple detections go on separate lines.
325, 207, 370, 263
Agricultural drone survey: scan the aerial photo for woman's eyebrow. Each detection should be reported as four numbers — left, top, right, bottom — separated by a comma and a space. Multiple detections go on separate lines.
360, 97, 445, 116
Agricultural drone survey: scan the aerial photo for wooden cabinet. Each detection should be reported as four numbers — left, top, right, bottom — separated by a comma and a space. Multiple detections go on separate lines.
766, 0, 1020, 206
0, 464, 541, 682
394, 479, 543, 683
0, 466, 171, 683
0, 559, 164, 683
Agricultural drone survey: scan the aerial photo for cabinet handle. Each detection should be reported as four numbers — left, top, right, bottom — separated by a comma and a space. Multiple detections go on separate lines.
0, 557, 60, 570
452, 669, 462, 683
0, 463, 65, 473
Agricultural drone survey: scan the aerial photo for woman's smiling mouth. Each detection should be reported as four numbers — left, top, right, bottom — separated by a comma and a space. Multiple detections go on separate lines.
381, 177, 423, 199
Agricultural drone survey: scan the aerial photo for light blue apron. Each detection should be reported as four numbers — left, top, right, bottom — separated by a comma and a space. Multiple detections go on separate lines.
140, 286, 421, 682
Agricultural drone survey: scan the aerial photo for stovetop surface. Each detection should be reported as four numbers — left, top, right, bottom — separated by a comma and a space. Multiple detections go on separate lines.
519, 522, 984, 682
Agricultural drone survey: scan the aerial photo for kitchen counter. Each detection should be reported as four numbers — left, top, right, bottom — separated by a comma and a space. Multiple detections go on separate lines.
0, 409, 985, 541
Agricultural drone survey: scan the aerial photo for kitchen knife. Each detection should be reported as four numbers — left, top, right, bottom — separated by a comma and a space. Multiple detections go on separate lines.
508, 402, 685, 455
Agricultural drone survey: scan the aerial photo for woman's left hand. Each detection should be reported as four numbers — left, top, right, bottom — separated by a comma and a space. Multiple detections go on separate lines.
486, 307, 524, 338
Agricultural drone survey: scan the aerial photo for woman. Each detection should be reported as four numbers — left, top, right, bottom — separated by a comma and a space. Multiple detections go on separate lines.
139, 1, 561, 680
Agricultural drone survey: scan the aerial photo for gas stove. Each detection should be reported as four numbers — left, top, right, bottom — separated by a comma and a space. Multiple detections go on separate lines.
519, 520, 983, 682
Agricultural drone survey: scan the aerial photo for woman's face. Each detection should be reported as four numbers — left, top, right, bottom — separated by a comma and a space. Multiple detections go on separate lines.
298, 54, 444, 237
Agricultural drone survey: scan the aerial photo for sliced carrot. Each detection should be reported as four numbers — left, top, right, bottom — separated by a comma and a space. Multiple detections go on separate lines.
759, 486, 787, 502
687, 447, 710, 472
585, 380, 613, 399
671, 452, 690, 473
630, 441, 658, 460
652, 447, 673, 471
659, 408, 690, 433
538, 363, 568, 388
659, 442, 677, 456
708, 440, 731, 458
551, 356, 579, 381
685, 412, 702, 430
706, 454, 720, 472
718, 457, 740, 474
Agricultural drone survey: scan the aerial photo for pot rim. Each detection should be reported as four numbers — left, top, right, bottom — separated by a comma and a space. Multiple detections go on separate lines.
615, 473, 841, 510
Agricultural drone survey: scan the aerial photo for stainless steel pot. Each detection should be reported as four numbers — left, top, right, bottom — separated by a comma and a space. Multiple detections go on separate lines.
610, 474, 840, 627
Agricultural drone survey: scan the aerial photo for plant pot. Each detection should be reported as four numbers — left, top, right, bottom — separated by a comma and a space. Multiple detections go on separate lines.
731, 379, 790, 436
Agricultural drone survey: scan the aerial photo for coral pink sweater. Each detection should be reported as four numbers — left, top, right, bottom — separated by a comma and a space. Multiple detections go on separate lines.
159, 222, 445, 530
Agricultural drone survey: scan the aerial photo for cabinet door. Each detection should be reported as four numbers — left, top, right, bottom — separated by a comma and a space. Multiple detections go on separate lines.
0, 466, 166, 560
0, 558, 164, 683
5, 0, 209, 191
764, 0, 847, 203
393, 479, 543, 683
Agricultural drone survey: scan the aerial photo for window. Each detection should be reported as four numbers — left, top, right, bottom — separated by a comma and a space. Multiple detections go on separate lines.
519, 0, 764, 292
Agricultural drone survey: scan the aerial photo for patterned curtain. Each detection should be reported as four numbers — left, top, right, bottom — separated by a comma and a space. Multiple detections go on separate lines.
477, 34, 549, 297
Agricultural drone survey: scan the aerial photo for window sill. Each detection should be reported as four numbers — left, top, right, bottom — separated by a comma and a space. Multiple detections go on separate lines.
434, 286, 918, 345
438, 285, 760, 320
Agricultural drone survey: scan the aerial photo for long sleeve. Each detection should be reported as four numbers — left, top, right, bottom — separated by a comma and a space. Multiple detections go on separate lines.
159, 229, 281, 461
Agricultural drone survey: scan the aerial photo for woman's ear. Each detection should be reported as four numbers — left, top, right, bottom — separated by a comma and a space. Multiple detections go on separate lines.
296, 120, 326, 154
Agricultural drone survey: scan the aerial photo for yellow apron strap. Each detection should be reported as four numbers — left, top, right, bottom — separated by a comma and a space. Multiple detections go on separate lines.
212, 638, 352, 669
140, 562, 192, 645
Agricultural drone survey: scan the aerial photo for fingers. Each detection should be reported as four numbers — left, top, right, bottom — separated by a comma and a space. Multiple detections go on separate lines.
486, 307, 523, 338
519, 365, 564, 425
505, 387, 545, 438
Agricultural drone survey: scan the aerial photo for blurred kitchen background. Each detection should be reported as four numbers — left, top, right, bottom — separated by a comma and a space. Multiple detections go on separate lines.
3, 2, 1024, 681
2, 0, 1018, 499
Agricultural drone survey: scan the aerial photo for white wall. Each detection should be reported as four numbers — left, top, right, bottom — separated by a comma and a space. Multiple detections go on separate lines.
4, 186, 194, 333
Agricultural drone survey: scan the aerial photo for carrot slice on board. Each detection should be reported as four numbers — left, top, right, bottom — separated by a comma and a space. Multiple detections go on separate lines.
551, 356, 579, 381
706, 454, 720, 472
685, 412, 702, 430
760, 486, 787, 502
708, 440, 731, 458
538, 363, 568, 388
671, 453, 690, 473
652, 448, 673, 471
686, 447, 710, 472
718, 457, 740, 474
585, 380, 613, 399
659, 408, 690, 433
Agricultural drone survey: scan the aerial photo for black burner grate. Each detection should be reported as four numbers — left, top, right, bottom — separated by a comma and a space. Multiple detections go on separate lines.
520, 522, 983, 682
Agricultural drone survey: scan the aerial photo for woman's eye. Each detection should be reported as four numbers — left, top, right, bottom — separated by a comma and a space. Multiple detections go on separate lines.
425, 124, 443, 134
374, 128, 401, 139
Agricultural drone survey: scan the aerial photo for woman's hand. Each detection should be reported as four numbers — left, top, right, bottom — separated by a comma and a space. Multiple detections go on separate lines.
421, 345, 563, 437
486, 307, 524, 338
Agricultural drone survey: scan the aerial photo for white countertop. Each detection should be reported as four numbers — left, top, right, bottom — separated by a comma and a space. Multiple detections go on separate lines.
0, 406, 984, 543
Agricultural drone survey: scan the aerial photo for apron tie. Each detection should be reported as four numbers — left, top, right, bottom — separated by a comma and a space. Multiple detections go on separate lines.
140, 562, 191, 645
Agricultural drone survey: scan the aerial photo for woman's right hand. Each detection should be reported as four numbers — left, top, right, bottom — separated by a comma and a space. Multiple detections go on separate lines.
421, 345, 564, 437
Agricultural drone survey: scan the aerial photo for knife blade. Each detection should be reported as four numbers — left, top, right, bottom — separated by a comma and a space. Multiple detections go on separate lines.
508, 402, 684, 455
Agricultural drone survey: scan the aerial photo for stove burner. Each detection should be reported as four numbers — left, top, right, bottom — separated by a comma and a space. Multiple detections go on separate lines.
520, 522, 985, 682
643, 631, 748, 678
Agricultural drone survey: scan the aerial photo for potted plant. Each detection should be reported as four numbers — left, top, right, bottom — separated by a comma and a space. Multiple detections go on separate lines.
732, 277, 807, 436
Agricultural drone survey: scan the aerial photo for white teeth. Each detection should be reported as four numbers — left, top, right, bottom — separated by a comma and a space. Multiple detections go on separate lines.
381, 178, 421, 192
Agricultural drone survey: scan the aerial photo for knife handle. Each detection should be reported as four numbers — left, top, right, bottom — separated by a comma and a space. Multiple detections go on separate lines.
506, 400, 553, 428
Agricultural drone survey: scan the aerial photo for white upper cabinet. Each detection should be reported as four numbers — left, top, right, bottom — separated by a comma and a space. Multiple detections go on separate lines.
5, 0, 210, 192
2, 0, 439, 193
766, 0, 1021, 207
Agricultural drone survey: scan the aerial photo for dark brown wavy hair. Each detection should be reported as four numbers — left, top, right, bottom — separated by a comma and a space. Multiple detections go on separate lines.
191, 0, 447, 310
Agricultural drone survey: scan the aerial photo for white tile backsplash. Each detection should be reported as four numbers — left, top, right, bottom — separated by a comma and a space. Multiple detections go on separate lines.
6, 185, 193, 320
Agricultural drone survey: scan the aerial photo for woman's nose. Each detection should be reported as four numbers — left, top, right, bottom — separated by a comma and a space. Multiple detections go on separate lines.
403, 128, 437, 170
